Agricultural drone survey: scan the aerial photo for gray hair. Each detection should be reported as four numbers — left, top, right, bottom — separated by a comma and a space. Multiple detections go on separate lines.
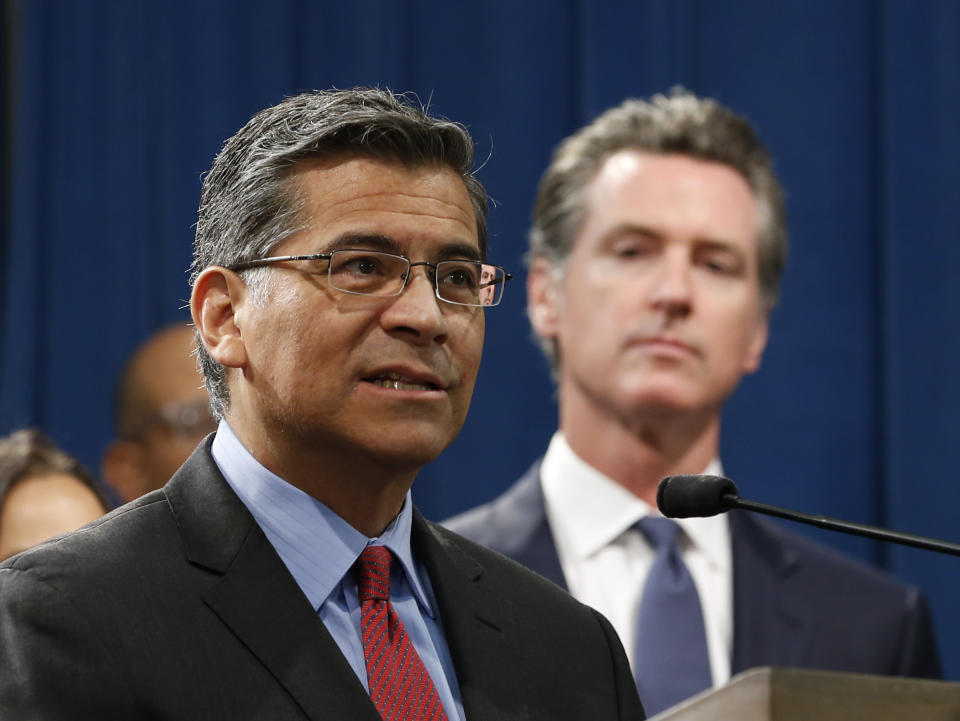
529, 89, 787, 370
190, 87, 488, 419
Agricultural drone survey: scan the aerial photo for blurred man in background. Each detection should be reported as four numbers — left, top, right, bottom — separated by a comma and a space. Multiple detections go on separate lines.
447, 90, 940, 716
101, 322, 215, 503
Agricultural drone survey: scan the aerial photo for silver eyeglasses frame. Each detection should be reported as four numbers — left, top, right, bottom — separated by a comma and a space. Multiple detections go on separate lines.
226, 249, 512, 308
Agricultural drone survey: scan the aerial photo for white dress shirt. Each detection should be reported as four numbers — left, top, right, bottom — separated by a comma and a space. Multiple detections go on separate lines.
540, 432, 733, 688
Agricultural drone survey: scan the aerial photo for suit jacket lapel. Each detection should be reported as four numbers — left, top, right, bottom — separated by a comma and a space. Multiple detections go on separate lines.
413, 512, 531, 721
495, 462, 568, 590
730, 511, 814, 673
165, 443, 382, 721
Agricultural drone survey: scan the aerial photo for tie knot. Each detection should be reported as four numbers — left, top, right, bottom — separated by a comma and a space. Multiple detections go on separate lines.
354, 545, 392, 602
635, 516, 684, 550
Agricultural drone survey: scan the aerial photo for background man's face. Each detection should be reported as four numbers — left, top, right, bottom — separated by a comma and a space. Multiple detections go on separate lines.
232, 156, 485, 471
103, 326, 214, 502
537, 151, 768, 421
131, 355, 213, 491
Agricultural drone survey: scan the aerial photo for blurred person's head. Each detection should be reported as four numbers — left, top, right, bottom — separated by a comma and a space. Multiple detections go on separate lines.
0, 429, 108, 560
101, 323, 215, 502
528, 89, 787, 377
523, 90, 789, 468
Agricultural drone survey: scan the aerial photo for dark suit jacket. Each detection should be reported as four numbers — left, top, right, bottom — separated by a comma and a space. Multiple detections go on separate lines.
0, 444, 644, 720
445, 461, 941, 680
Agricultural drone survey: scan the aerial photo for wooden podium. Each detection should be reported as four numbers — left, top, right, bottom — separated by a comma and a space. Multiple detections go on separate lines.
652, 667, 960, 720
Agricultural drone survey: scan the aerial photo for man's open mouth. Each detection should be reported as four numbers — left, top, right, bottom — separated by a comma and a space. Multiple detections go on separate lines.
366, 372, 440, 392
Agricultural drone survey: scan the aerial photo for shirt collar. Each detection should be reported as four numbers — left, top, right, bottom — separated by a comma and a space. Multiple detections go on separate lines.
540, 432, 728, 569
210, 420, 434, 616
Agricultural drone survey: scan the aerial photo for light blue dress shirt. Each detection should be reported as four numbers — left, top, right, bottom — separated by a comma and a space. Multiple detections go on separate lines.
211, 421, 464, 721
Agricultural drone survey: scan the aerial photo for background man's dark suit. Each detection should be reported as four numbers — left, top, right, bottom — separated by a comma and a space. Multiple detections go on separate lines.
0, 446, 643, 720
446, 462, 941, 680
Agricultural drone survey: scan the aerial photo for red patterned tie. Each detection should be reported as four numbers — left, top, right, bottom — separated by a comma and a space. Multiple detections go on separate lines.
353, 545, 449, 721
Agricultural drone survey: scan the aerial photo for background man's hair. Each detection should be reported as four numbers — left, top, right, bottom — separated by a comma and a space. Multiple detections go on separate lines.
191, 87, 489, 419
529, 89, 787, 372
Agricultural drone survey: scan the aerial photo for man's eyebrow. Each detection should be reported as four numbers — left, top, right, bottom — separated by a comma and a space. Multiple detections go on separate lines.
694, 238, 745, 253
435, 242, 483, 262
620, 223, 659, 237
600, 225, 748, 255
599, 223, 662, 243
320, 233, 402, 254
319, 234, 483, 262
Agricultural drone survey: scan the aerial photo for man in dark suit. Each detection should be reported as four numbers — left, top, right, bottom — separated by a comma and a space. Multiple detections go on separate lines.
446, 91, 940, 715
0, 88, 644, 720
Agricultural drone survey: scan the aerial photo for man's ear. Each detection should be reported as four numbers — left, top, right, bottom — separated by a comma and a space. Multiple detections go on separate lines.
527, 257, 562, 340
191, 267, 249, 370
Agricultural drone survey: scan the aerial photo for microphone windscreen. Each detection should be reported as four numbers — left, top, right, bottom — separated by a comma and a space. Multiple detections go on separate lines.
657, 474, 739, 518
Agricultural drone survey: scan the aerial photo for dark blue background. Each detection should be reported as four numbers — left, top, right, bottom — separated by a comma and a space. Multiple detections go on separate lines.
3, 0, 960, 678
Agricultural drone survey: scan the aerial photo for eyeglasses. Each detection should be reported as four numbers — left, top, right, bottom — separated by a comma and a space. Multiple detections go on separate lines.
227, 249, 513, 308
124, 399, 217, 442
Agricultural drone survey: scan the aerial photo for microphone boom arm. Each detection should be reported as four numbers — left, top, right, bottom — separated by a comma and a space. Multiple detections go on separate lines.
723, 493, 960, 558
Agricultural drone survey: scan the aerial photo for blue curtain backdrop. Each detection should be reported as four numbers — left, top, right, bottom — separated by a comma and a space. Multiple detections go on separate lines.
3, 0, 960, 677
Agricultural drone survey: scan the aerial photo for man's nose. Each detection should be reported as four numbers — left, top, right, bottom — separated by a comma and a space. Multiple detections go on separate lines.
649, 255, 693, 317
380, 266, 449, 344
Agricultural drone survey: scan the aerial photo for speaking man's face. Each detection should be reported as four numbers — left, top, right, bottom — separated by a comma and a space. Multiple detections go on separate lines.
233, 156, 485, 471
532, 151, 768, 422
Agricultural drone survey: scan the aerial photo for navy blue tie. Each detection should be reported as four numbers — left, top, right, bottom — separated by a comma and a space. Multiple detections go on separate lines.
632, 517, 712, 715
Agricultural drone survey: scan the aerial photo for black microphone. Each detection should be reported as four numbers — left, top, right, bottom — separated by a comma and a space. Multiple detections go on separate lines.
656, 474, 738, 518
657, 474, 960, 558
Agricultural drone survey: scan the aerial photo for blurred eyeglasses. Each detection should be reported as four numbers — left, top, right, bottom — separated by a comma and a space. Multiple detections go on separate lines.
124, 399, 216, 442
